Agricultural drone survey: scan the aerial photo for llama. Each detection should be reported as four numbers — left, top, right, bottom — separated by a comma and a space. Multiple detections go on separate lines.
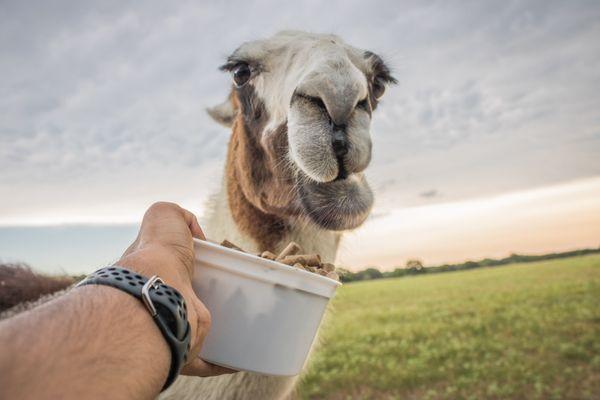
161, 31, 396, 400
0, 30, 395, 399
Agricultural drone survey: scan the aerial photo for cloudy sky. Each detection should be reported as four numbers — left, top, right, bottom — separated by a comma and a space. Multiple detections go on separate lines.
1, 1, 599, 273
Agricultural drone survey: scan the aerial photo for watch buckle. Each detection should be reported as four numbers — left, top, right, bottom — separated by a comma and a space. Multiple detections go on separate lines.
141, 275, 164, 316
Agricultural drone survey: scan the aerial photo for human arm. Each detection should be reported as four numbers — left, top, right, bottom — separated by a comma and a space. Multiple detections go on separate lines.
0, 202, 231, 400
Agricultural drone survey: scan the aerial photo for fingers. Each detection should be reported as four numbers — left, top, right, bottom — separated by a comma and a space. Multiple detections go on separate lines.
180, 208, 206, 240
188, 295, 211, 352
137, 202, 205, 244
180, 357, 237, 377
142, 202, 184, 228
119, 202, 206, 281
143, 202, 204, 236
191, 217, 205, 240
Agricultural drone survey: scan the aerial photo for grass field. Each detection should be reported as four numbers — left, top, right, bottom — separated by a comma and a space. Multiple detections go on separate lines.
298, 255, 600, 399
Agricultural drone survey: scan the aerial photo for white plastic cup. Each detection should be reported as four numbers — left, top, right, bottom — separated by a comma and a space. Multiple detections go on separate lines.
191, 239, 341, 376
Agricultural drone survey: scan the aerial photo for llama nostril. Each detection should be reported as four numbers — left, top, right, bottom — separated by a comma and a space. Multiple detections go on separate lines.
332, 127, 348, 158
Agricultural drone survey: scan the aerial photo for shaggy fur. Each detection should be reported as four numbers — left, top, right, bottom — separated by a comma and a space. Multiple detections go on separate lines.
224, 87, 295, 250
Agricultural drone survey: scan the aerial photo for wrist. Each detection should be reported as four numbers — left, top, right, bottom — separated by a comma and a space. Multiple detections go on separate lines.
79, 285, 171, 393
76, 266, 192, 391
116, 247, 204, 351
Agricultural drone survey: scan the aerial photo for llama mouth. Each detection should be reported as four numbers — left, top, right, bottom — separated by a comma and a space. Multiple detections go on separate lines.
298, 173, 374, 230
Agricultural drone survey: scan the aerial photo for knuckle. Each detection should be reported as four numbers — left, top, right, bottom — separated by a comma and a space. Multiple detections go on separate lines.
147, 201, 177, 215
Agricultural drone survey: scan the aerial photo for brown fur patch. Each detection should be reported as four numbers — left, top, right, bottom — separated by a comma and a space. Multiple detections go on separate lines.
0, 263, 75, 313
225, 86, 299, 251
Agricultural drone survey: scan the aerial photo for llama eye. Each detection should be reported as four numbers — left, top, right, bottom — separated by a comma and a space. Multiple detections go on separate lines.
372, 79, 385, 99
232, 63, 251, 87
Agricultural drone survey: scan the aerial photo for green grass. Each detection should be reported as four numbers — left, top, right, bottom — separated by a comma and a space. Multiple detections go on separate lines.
298, 255, 600, 400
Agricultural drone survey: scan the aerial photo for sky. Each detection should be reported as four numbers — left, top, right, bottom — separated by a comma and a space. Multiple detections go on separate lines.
1, 1, 599, 274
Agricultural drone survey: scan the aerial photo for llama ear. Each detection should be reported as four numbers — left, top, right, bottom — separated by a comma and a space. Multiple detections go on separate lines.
207, 96, 237, 128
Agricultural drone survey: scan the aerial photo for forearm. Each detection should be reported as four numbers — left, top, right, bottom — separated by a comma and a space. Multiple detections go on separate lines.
0, 285, 170, 400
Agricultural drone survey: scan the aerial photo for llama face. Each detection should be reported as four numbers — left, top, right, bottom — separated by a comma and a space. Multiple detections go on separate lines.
209, 31, 395, 231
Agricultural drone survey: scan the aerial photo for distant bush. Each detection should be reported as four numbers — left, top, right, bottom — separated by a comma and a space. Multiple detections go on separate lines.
406, 259, 424, 271
339, 267, 383, 282
340, 247, 600, 283
0, 263, 76, 313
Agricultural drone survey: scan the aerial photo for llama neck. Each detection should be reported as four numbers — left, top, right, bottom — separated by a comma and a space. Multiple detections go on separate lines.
204, 174, 342, 263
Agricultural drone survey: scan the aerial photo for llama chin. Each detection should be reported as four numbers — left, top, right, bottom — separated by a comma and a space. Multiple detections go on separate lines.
298, 173, 374, 231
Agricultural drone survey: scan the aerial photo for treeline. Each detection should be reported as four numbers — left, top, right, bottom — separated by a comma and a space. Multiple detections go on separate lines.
338, 247, 600, 283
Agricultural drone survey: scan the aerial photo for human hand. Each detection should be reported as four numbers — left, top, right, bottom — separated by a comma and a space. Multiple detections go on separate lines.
118, 202, 234, 377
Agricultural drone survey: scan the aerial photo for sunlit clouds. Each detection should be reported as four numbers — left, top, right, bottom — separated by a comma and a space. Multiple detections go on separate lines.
339, 177, 600, 270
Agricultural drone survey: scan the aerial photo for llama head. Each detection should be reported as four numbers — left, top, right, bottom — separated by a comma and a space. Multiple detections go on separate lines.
208, 31, 396, 234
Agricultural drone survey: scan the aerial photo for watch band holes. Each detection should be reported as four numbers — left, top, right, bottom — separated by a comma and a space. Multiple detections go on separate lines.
169, 298, 176, 305
128, 282, 136, 287
134, 274, 142, 280
115, 277, 123, 281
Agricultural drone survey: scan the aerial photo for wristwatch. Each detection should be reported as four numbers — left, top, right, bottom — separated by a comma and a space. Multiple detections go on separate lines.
76, 266, 191, 391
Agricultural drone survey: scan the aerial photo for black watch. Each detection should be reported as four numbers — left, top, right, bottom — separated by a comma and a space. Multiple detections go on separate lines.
76, 266, 191, 391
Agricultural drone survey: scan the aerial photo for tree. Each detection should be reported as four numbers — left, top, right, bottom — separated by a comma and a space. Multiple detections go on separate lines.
362, 267, 383, 280
406, 259, 424, 271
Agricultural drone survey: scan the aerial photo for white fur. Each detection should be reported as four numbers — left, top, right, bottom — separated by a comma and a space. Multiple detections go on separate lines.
235, 31, 374, 183
242, 31, 370, 131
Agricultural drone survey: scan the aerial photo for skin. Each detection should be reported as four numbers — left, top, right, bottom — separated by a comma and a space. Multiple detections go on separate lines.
0, 202, 234, 400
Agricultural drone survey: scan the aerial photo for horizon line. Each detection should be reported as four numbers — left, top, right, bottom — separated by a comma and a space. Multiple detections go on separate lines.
1, 176, 599, 228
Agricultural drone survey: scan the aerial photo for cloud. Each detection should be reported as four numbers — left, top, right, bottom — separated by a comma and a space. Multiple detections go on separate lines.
419, 190, 439, 199
0, 0, 599, 223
